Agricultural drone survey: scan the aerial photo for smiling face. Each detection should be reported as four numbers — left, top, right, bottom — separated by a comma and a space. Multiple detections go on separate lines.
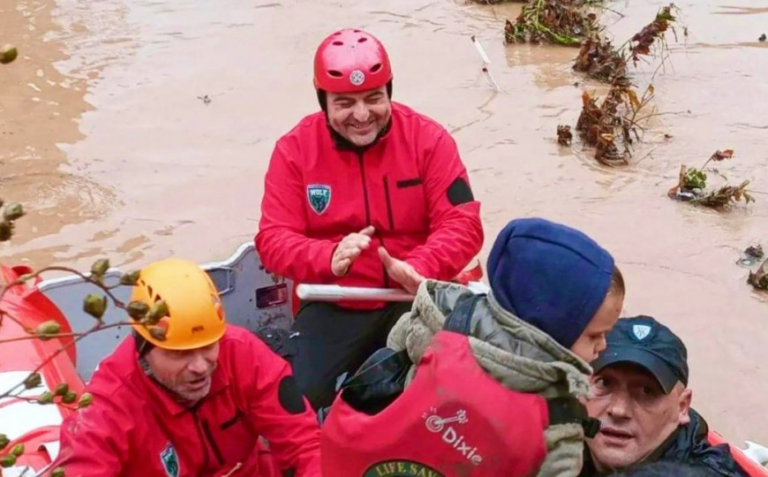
326, 86, 391, 147
145, 342, 219, 403
585, 362, 692, 472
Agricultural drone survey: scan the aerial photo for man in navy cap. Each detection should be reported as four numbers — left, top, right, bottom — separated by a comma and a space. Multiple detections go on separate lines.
580, 316, 749, 477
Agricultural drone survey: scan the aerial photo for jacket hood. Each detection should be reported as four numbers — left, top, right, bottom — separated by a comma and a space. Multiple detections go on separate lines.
487, 217, 615, 349
387, 279, 593, 397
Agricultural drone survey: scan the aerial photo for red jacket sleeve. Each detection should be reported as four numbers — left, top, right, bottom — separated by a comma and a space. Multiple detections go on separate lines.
242, 333, 322, 477
51, 394, 130, 476
255, 140, 337, 283
404, 130, 484, 281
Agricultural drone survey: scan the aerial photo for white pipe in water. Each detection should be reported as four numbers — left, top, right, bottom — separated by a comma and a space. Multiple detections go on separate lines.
470, 35, 501, 92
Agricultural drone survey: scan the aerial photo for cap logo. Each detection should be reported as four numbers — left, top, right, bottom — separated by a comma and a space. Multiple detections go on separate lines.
349, 70, 365, 86
632, 324, 652, 341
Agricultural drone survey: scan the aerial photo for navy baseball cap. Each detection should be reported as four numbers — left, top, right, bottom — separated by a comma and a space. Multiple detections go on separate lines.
591, 315, 689, 394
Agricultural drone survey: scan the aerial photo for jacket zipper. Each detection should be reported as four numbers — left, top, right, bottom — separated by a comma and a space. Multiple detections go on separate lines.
356, 153, 372, 225
201, 420, 225, 466
192, 409, 225, 467
383, 176, 395, 230
191, 412, 212, 469
357, 153, 390, 288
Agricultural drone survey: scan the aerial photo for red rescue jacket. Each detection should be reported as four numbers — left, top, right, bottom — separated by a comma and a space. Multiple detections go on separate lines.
53, 325, 322, 477
255, 102, 484, 309
320, 311, 551, 477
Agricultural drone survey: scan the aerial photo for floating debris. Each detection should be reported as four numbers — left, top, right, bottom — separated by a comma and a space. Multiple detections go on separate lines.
737, 245, 764, 267
573, 4, 682, 84
571, 82, 656, 165
747, 259, 768, 291
573, 34, 627, 83
667, 149, 755, 209
557, 125, 573, 146
759, 33, 766, 42
197, 95, 211, 105
555, 4, 687, 164
504, 0, 601, 46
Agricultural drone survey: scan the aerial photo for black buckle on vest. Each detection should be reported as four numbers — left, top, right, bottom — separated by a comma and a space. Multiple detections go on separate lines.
547, 397, 602, 439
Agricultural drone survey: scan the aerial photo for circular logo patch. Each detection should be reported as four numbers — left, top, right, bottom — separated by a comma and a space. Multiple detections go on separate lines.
363, 460, 444, 477
349, 69, 366, 86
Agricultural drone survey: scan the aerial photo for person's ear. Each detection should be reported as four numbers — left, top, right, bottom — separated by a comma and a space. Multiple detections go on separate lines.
678, 387, 692, 425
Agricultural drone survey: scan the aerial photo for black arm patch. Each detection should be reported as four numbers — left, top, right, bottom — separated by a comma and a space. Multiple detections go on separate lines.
447, 177, 474, 206
278, 376, 307, 415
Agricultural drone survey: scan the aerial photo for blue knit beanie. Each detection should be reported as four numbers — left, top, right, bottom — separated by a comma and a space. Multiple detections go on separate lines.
487, 217, 615, 349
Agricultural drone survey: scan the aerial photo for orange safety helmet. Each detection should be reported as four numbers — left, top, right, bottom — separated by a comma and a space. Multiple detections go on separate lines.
129, 257, 226, 350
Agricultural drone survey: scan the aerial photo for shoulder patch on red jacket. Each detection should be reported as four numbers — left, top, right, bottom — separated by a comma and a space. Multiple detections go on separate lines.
447, 177, 474, 206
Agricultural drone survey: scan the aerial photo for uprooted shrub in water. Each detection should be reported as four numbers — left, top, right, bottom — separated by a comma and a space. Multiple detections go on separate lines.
748, 260, 768, 291
574, 3, 684, 84
504, 0, 602, 46
555, 4, 687, 165
667, 149, 756, 209
567, 80, 656, 165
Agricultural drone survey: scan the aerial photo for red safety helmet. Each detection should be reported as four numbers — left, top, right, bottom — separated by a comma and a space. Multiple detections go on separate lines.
313, 28, 393, 94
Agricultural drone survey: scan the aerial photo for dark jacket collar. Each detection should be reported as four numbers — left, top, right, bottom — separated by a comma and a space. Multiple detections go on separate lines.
579, 409, 749, 477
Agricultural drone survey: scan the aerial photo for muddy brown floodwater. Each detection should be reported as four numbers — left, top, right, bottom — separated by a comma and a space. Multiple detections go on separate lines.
1, 0, 767, 445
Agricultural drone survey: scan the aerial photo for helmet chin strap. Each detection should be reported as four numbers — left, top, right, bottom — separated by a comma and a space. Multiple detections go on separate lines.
133, 329, 155, 358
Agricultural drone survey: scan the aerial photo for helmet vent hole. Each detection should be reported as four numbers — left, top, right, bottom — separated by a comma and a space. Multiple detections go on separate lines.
353, 29, 361, 33
328, 70, 343, 78
357, 37, 368, 43
155, 293, 163, 303
332, 40, 343, 46
370, 63, 382, 73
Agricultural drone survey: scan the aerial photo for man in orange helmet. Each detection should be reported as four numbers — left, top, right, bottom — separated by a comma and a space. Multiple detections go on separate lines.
255, 28, 484, 412
53, 258, 322, 477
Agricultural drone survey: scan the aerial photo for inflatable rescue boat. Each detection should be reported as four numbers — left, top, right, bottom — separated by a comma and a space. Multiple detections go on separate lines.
0, 242, 765, 476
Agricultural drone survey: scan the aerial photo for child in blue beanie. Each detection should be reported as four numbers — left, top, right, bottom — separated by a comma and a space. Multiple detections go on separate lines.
487, 217, 625, 362
386, 216, 625, 477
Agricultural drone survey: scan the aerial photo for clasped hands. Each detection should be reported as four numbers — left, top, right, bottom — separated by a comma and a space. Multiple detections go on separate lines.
331, 225, 425, 294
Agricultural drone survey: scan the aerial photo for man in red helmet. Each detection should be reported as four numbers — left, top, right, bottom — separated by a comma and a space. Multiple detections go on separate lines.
255, 28, 484, 411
